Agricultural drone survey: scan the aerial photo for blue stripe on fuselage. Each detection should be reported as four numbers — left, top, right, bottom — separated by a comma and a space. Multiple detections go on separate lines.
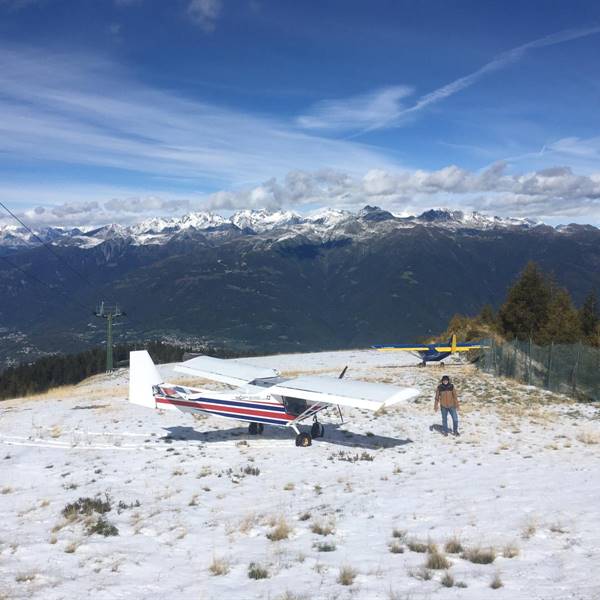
157, 393, 286, 413
184, 396, 286, 412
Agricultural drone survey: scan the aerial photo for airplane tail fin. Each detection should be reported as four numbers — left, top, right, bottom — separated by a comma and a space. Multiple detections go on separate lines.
129, 350, 162, 408
450, 334, 457, 353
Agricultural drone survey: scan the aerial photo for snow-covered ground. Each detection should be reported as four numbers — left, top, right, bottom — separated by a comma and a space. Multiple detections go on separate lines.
1, 349, 599, 599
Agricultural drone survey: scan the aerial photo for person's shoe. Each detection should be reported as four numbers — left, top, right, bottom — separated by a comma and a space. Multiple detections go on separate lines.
453, 431, 460, 437
442, 431, 448, 437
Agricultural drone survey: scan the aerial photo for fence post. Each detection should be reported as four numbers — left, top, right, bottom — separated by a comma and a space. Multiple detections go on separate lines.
527, 337, 532, 386
546, 342, 553, 391
571, 342, 582, 399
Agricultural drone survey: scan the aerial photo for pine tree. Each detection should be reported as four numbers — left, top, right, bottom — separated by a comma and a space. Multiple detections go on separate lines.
537, 287, 582, 345
499, 262, 552, 341
479, 304, 496, 326
579, 289, 599, 340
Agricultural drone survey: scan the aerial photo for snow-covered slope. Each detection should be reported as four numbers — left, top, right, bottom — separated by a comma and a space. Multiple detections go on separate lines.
1, 349, 599, 599
0, 207, 552, 250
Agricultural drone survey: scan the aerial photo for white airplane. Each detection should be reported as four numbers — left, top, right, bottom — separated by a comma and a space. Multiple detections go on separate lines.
129, 351, 420, 447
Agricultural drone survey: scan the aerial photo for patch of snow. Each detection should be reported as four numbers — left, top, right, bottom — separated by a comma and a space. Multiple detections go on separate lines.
1, 348, 598, 599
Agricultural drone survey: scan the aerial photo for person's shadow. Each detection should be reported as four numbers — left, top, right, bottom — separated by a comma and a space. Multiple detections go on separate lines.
430, 424, 453, 435
161, 424, 412, 449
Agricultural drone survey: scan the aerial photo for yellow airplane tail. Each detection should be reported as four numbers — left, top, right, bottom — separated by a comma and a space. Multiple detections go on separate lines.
450, 333, 457, 354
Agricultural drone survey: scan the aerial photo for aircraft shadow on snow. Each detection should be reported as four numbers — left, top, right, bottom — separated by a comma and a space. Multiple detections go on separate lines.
162, 425, 412, 450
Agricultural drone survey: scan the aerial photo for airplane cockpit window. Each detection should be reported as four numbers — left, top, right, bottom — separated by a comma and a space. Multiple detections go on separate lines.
283, 396, 309, 416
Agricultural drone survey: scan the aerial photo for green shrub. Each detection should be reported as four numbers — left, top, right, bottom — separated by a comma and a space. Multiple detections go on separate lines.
87, 517, 118, 537
248, 563, 269, 580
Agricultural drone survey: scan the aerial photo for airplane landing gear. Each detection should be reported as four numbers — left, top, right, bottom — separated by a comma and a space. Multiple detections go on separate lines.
248, 423, 264, 435
311, 419, 325, 439
295, 432, 312, 447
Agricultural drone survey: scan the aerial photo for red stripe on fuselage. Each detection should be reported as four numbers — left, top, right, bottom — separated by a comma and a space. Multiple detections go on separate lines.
155, 397, 296, 421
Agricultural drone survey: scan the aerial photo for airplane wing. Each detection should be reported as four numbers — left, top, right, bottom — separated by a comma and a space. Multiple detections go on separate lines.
174, 355, 279, 386
432, 343, 485, 352
372, 344, 430, 352
267, 375, 420, 411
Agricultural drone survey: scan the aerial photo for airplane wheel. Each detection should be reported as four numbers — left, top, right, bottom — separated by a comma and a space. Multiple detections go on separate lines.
248, 423, 258, 435
257, 423, 264, 435
295, 433, 312, 447
440, 362, 445, 367
311, 422, 324, 439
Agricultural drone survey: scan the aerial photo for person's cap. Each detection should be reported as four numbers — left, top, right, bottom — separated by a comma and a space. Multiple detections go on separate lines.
441, 375, 450, 381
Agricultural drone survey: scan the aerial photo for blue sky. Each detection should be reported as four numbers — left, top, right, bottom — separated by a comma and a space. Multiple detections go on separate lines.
1, 0, 600, 226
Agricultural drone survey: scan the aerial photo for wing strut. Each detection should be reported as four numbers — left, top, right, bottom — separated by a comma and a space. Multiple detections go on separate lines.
337, 365, 348, 424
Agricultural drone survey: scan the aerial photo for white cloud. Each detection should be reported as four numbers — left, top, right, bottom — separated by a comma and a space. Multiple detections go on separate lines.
187, 0, 222, 32
202, 164, 600, 222
297, 86, 413, 131
3, 163, 600, 227
298, 26, 600, 133
15, 197, 194, 228
0, 45, 395, 190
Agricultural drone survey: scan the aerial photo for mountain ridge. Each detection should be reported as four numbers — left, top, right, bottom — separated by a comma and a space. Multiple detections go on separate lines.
1, 206, 599, 367
0, 206, 561, 251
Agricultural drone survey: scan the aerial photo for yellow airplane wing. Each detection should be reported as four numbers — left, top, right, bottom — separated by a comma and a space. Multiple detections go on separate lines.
373, 345, 430, 352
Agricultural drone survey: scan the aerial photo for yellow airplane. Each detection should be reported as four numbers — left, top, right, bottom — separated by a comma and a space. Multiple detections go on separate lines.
373, 334, 485, 366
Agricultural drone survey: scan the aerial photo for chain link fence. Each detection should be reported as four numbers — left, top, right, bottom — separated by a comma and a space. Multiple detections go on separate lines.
477, 338, 600, 402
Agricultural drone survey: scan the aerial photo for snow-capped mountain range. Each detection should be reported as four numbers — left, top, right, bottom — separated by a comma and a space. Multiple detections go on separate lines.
0, 206, 550, 250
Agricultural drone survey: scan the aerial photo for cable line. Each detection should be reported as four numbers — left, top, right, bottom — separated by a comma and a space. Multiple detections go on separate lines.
0, 200, 99, 291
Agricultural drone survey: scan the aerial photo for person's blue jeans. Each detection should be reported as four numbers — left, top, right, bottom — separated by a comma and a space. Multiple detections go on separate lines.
441, 406, 459, 434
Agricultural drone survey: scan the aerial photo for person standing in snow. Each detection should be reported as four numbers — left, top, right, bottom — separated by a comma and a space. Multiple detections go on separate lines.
434, 375, 460, 436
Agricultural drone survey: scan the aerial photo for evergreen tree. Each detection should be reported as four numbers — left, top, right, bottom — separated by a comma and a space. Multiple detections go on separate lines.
479, 304, 497, 327
579, 289, 599, 339
537, 287, 582, 345
499, 262, 552, 341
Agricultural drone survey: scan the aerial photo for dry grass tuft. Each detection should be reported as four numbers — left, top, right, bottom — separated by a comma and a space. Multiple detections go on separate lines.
311, 520, 335, 536
407, 538, 434, 553
277, 592, 307, 600
337, 565, 357, 586
441, 571, 454, 587
502, 543, 519, 558
576, 430, 600, 445
208, 556, 230, 576
409, 567, 433, 581
425, 549, 450, 570
444, 536, 464, 554
238, 513, 258, 534
267, 517, 292, 541
462, 546, 496, 564
388, 540, 404, 554
490, 573, 503, 589
522, 520, 537, 540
